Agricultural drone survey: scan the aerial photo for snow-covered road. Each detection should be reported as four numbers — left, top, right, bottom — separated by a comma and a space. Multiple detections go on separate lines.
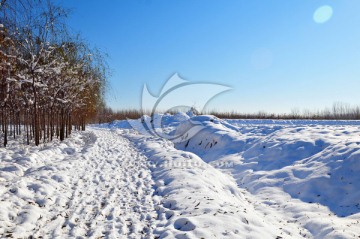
1, 116, 360, 238
0, 129, 157, 238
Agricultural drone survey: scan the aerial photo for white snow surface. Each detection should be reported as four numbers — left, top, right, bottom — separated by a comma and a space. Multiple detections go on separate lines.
173, 115, 360, 238
1, 114, 360, 238
0, 130, 157, 238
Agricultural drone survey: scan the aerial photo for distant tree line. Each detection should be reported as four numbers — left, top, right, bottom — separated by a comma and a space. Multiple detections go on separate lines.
96, 107, 145, 123
96, 102, 360, 123
207, 102, 360, 120
0, 0, 108, 146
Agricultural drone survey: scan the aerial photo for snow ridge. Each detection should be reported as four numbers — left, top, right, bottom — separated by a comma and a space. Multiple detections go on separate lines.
123, 130, 307, 239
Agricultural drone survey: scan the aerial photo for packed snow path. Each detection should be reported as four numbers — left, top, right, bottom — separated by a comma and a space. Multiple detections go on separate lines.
0, 129, 157, 238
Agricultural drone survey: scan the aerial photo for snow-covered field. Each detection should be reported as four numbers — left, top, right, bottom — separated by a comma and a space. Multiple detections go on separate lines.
1, 114, 360, 238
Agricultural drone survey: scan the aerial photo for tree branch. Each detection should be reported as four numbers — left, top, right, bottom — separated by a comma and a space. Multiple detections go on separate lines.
0, 0, 6, 10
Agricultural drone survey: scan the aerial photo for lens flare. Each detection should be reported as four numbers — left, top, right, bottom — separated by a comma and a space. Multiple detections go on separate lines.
313, 5, 333, 24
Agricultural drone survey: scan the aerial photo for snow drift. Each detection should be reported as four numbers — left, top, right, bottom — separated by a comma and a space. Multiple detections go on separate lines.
174, 116, 360, 216
172, 115, 360, 237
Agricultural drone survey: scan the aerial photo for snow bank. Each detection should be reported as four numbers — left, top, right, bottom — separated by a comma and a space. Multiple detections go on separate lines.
123, 131, 306, 238
0, 133, 91, 237
173, 116, 360, 237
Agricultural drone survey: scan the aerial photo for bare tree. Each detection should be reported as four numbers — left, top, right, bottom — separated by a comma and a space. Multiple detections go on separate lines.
0, 0, 108, 147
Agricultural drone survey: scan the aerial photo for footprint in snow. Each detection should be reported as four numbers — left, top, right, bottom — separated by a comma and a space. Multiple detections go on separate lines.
174, 218, 196, 231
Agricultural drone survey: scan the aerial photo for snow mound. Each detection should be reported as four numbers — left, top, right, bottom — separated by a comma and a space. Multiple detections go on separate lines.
125, 132, 305, 238
173, 116, 360, 237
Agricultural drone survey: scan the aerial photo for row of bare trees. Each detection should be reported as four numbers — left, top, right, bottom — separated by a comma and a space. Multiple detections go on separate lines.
0, 0, 107, 146
94, 102, 360, 123
207, 102, 360, 120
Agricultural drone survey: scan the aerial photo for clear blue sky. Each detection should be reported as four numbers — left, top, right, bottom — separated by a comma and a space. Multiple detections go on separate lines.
62, 0, 360, 113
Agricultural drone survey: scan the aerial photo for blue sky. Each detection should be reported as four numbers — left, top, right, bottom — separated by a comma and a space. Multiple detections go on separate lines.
63, 0, 360, 113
